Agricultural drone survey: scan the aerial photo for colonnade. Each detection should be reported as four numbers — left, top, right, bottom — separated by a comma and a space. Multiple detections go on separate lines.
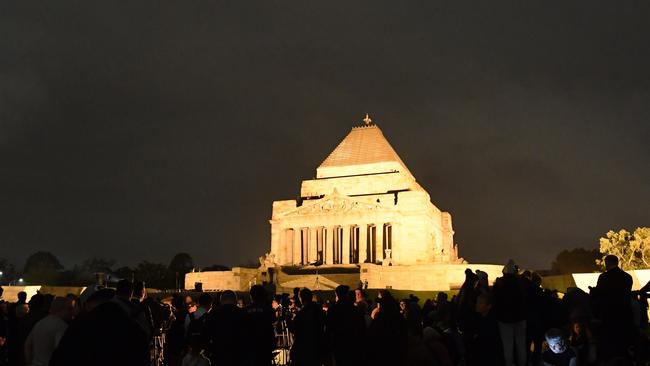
281, 224, 393, 265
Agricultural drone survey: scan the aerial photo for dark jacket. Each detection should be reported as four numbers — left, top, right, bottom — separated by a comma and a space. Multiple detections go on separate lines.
594, 266, 634, 326
289, 301, 325, 366
203, 303, 244, 366
470, 308, 504, 366
493, 274, 526, 323
326, 300, 366, 365
241, 303, 276, 366
49, 301, 149, 366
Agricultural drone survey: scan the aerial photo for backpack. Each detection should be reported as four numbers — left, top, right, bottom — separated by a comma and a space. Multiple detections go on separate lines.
186, 311, 209, 341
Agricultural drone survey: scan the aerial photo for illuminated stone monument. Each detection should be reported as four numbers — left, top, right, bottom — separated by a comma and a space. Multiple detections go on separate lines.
186, 115, 503, 292
269, 114, 461, 267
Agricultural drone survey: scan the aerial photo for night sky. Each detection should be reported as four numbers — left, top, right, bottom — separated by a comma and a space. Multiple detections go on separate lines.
1, 1, 649, 271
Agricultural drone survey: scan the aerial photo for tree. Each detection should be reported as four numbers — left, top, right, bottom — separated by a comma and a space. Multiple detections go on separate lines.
169, 253, 194, 290
0, 258, 16, 284
133, 261, 174, 290
114, 266, 134, 281
550, 248, 600, 274
23, 251, 64, 284
598, 227, 650, 270
63, 257, 117, 286
169, 252, 193, 273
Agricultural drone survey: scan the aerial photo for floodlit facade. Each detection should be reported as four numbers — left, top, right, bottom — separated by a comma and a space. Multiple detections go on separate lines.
187, 115, 508, 292
269, 115, 461, 267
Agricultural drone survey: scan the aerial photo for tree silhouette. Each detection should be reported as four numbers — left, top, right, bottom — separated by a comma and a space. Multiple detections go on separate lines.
550, 248, 600, 274
23, 251, 64, 284
134, 261, 174, 289
0, 258, 16, 283
169, 252, 194, 290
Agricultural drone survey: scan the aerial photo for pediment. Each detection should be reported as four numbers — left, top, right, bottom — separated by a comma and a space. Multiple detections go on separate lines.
279, 193, 384, 218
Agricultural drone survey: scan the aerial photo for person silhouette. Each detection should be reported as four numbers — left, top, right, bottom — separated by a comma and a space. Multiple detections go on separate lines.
593, 255, 634, 362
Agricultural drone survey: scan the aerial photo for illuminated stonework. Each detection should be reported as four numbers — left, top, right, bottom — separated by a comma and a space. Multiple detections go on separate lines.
269, 117, 461, 267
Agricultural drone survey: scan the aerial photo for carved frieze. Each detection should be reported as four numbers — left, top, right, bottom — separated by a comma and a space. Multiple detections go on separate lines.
280, 196, 384, 218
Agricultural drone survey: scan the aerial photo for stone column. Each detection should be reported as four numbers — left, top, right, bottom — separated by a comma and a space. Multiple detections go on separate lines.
358, 224, 367, 263
391, 223, 392, 265
325, 226, 334, 265
284, 229, 294, 265
342, 225, 351, 264
293, 228, 302, 265
376, 224, 384, 263
270, 225, 280, 263
309, 227, 317, 264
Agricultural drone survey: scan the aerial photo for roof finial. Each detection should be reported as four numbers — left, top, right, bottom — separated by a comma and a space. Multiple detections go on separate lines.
363, 113, 372, 126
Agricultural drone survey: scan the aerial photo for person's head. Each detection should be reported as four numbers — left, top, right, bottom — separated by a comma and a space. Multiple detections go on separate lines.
184, 294, 194, 305
475, 293, 493, 316
50, 296, 75, 322
0, 286, 3, 298
335, 285, 349, 303
502, 259, 519, 275
604, 255, 619, 270
220, 290, 237, 306
464, 268, 479, 285
545, 328, 568, 354
299, 288, 313, 305
532, 272, 542, 287
475, 270, 488, 287
28, 293, 46, 312
17, 291, 27, 303
571, 322, 584, 336
354, 288, 365, 303
399, 299, 408, 312
197, 293, 212, 309
436, 292, 448, 303
115, 279, 133, 299
85, 288, 115, 312
249, 284, 267, 305
271, 295, 281, 309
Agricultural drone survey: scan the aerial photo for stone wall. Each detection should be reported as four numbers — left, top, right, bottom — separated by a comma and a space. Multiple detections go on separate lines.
543, 269, 650, 293
184, 267, 259, 292
0, 286, 86, 302
360, 263, 504, 291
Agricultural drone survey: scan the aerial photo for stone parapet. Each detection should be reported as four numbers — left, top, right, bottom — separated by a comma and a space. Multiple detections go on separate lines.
184, 267, 259, 292
360, 263, 504, 291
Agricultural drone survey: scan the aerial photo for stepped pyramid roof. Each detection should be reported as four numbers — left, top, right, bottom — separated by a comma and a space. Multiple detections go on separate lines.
317, 118, 413, 179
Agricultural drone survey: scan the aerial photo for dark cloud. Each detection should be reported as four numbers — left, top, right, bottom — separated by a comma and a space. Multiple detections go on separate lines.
1, 1, 649, 270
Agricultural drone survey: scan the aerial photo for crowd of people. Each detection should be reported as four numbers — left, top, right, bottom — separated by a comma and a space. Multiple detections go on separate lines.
0, 254, 648, 366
